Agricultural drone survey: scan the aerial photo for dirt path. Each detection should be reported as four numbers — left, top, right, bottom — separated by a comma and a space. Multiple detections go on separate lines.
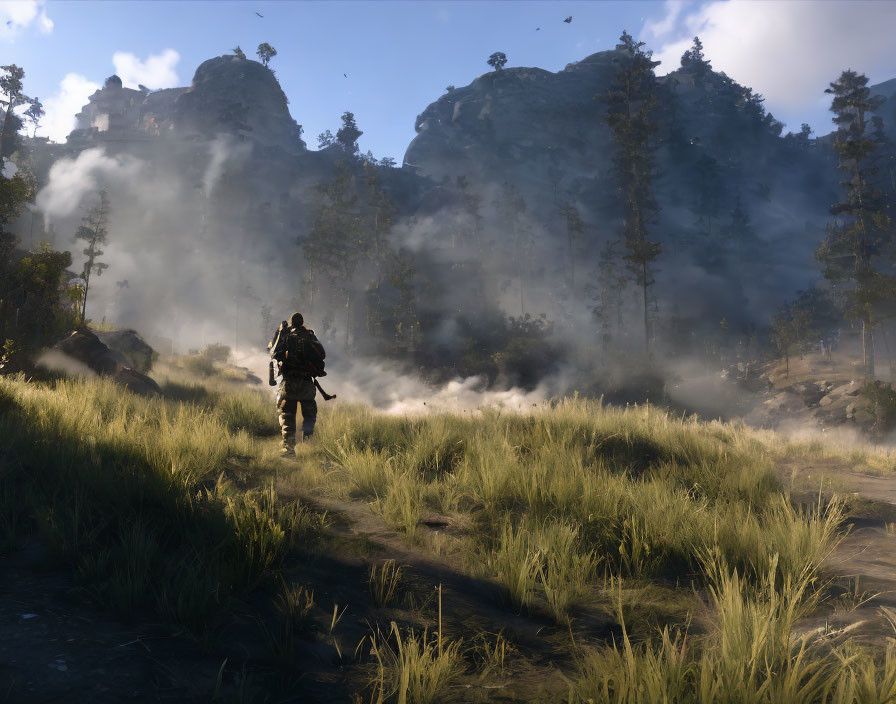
281, 479, 609, 702
783, 461, 896, 643
0, 540, 227, 703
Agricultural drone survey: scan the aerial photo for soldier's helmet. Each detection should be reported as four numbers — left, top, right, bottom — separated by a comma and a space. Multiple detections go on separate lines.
290, 312, 304, 328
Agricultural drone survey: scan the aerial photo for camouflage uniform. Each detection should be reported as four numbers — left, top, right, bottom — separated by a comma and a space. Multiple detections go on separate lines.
275, 326, 321, 453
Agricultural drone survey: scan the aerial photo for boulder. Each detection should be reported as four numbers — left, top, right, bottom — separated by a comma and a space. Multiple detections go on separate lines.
52, 329, 161, 396
94, 329, 157, 374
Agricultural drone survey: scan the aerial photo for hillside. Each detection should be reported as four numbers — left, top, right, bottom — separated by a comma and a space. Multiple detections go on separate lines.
12, 47, 896, 381
4, 365, 896, 701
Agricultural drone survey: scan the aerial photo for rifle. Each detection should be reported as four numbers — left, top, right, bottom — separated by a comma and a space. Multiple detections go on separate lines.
314, 378, 337, 401
267, 321, 336, 401
268, 320, 288, 386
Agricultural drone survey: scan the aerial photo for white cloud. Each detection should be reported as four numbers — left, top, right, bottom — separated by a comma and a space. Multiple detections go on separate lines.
0, 0, 52, 39
644, 1, 896, 112
37, 73, 100, 143
112, 49, 180, 90
643, 0, 688, 40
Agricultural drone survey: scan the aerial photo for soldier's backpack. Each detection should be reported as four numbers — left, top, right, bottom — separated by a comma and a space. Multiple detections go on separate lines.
283, 328, 326, 377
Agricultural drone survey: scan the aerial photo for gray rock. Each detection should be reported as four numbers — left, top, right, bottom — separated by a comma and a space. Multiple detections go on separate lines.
173, 56, 304, 151
52, 329, 160, 397
94, 329, 157, 374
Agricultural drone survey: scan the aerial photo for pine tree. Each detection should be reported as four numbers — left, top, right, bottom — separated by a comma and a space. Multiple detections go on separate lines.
0, 65, 30, 159
24, 97, 43, 138
387, 248, 419, 355
693, 153, 722, 240
604, 30, 662, 358
680, 36, 711, 79
336, 111, 362, 154
591, 239, 626, 353
302, 162, 366, 348
559, 201, 585, 289
815, 70, 893, 379
360, 159, 397, 341
770, 300, 814, 378
723, 194, 753, 260
495, 183, 532, 317
74, 190, 111, 324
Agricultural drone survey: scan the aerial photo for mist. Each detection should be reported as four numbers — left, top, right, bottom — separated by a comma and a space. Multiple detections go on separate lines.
17, 46, 890, 418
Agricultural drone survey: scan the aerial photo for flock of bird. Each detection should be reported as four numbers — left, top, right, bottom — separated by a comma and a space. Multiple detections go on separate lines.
249, 10, 572, 81
253, 10, 571, 26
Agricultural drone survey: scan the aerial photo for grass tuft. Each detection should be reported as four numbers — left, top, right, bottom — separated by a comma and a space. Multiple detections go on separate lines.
367, 621, 464, 704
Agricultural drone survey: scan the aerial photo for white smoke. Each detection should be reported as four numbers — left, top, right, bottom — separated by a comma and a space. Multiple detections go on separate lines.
36, 350, 96, 378
202, 135, 250, 198
35, 148, 143, 218
234, 348, 553, 414
1, 157, 17, 179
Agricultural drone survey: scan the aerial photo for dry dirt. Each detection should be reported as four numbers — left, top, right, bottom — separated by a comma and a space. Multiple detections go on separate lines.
783, 460, 896, 644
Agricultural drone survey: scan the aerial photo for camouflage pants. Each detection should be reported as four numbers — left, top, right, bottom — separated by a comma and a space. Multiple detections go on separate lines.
277, 375, 317, 447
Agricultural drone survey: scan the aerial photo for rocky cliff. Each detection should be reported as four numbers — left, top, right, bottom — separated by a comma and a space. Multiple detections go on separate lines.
19, 49, 896, 364
403, 48, 864, 331
68, 56, 304, 152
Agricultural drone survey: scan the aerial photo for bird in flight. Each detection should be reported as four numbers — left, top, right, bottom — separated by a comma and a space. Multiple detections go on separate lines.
343, 73, 347, 78
564, 15, 573, 23
255, 11, 263, 17
536, 27, 540, 31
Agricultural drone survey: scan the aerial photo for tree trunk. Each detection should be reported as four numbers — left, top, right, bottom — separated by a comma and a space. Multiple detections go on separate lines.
862, 320, 876, 379
642, 261, 649, 359
1, 103, 15, 159
344, 293, 351, 351
80, 276, 90, 324
881, 324, 895, 382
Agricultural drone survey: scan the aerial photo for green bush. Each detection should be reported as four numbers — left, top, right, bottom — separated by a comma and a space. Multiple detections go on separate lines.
862, 381, 896, 436
202, 343, 232, 363
182, 354, 216, 377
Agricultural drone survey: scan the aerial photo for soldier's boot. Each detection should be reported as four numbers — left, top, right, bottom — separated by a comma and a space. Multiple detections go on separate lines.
279, 411, 297, 457
300, 401, 317, 443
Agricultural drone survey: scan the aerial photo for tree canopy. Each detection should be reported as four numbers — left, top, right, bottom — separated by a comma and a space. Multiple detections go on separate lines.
256, 43, 277, 68
487, 52, 507, 71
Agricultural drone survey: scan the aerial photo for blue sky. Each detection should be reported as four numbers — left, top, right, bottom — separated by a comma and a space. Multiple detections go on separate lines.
5, 0, 896, 161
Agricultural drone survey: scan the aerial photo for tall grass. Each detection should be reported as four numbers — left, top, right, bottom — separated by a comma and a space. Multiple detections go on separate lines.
8, 370, 889, 699
0, 374, 315, 635
367, 622, 464, 704
568, 549, 896, 703
315, 399, 840, 623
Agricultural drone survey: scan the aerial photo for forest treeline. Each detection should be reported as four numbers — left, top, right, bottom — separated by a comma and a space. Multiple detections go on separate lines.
2, 34, 895, 388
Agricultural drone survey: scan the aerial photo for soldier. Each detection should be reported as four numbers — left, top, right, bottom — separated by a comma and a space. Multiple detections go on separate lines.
269, 312, 326, 457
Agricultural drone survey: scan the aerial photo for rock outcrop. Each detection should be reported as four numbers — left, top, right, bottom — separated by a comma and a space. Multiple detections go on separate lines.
405, 51, 619, 194
68, 57, 304, 153
94, 329, 157, 374
173, 56, 304, 150
401, 51, 896, 330
744, 378, 876, 434
51, 329, 161, 396
70, 75, 186, 145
